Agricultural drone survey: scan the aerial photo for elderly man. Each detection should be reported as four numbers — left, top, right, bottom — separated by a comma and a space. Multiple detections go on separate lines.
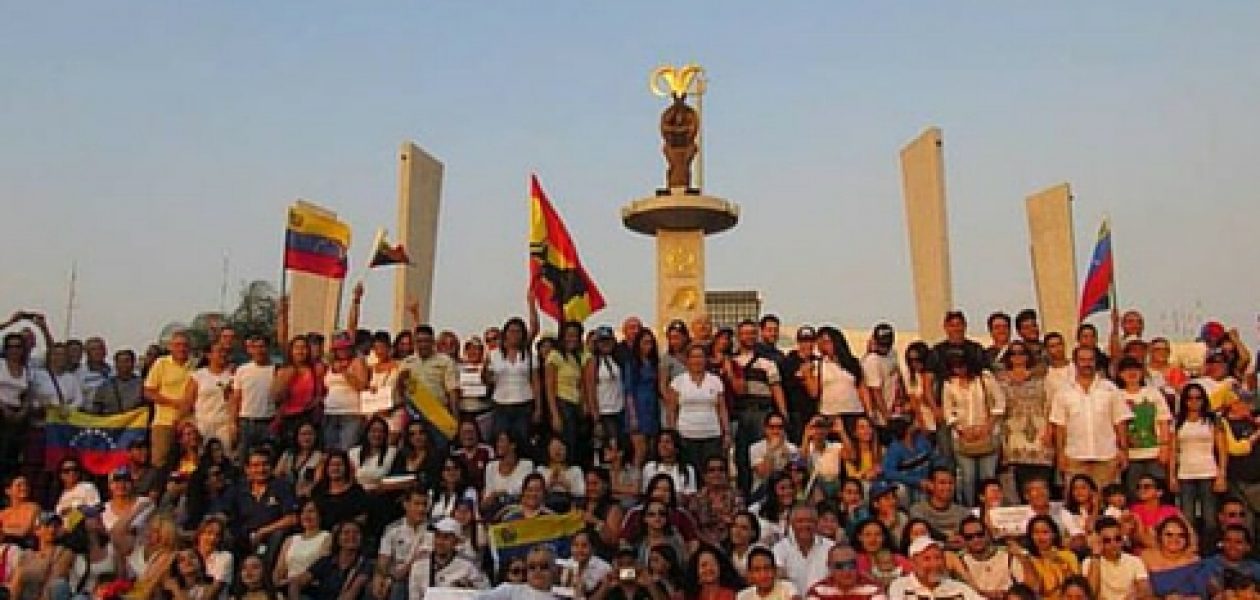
478, 545, 563, 600
406, 517, 489, 600
805, 545, 883, 600
774, 504, 835, 593
887, 537, 983, 600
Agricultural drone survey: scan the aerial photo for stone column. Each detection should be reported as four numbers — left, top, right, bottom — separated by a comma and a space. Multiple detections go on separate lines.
899, 127, 953, 341
393, 141, 444, 332
656, 229, 706, 333
1026, 183, 1078, 338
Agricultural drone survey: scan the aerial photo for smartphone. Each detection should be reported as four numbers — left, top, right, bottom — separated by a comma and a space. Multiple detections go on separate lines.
618, 568, 636, 581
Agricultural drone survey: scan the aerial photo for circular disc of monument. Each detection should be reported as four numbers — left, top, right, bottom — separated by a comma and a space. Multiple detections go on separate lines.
622, 191, 739, 236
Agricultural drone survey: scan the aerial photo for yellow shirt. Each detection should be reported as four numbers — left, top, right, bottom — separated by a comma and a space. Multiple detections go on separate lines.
1029, 548, 1080, 600
546, 351, 588, 404
144, 356, 192, 426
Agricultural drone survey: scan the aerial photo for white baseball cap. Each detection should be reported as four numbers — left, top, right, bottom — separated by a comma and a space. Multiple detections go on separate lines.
434, 517, 462, 538
907, 536, 941, 557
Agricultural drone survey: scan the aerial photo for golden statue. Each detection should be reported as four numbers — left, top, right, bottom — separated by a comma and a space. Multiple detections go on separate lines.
651, 64, 704, 191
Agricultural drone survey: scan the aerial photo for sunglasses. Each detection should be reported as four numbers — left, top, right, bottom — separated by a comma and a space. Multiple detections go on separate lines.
1102, 536, 1122, 544
963, 532, 986, 541
527, 563, 550, 572
831, 560, 857, 570
766, 423, 784, 430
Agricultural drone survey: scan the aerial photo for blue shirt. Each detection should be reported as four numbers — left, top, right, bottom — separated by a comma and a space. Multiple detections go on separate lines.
882, 433, 936, 488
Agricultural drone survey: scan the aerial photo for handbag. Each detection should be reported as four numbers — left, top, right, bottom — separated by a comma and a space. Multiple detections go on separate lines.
955, 375, 997, 458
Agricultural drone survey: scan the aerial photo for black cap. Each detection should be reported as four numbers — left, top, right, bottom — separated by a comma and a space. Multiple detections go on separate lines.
872, 323, 895, 345
796, 326, 817, 341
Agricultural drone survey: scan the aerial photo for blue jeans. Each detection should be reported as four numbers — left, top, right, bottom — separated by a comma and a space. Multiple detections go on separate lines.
322, 414, 364, 451
1179, 478, 1219, 536
734, 404, 770, 496
493, 403, 534, 444
557, 401, 582, 463
955, 451, 998, 507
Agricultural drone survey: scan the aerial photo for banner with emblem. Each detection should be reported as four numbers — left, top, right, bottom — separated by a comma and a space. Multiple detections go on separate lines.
488, 510, 584, 569
45, 407, 150, 476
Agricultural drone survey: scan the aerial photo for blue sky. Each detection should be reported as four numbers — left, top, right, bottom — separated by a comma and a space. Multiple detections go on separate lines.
2, 3, 1258, 350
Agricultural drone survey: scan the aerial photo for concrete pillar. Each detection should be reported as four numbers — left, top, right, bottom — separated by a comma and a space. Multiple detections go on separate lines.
899, 127, 953, 341
1026, 183, 1078, 338
393, 142, 444, 332
656, 229, 706, 333
288, 200, 343, 342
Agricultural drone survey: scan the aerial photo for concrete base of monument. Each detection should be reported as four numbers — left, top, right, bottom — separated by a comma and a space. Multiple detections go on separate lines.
621, 190, 740, 235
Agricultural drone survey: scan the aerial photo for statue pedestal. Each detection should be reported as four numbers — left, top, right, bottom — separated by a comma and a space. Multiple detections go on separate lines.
622, 190, 739, 332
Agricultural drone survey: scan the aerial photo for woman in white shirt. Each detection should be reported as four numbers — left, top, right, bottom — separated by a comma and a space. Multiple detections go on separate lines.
482, 430, 535, 513
642, 430, 698, 497
273, 500, 331, 596
484, 316, 540, 446
348, 416, 397, 489
53, 458, 100, 517
583, 328, 624, 443
322, 334, 367, 452
667, 345, 730, 477
189, 346, 234, 448
814, 328, 869, 431
1169, 383, 1227, 533
536, 437, 585, 499
941, 351, 1005, 507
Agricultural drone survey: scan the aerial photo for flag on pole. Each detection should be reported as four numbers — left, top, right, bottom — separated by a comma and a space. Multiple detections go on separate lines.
368, 228, 411, 268
1079, 219, 1114, 321
528, 175, 606, 323
285, 203, 351, 279
45, 407, 150, 476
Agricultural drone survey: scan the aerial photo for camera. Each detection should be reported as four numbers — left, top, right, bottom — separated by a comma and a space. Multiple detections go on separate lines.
618, 568, 636, 581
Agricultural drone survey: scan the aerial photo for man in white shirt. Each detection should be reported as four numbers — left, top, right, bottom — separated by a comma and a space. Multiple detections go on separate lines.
1049, 346, 1132, 486
862, 323, 905, 422
773, 504, 835, 594
378, 490, 435, 600
477, 545, 560, 600
887, 537, 983, 600
1083, 517, 1151, 600
405, 517, 488, 600
231, 334, 276, 463
77, 336, 112, 400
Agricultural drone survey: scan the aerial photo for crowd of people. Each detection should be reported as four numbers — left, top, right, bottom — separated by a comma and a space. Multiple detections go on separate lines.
2, 290, 1260, 600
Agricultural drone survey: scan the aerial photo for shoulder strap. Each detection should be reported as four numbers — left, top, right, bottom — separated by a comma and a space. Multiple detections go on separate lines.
48, 367, 67, 406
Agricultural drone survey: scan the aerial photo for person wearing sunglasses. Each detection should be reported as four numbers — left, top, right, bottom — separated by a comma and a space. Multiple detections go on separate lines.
1082, 517, 1151, 600
947, 516, 1034, 600
479, 545, 563, 600
803, 545, 880, 600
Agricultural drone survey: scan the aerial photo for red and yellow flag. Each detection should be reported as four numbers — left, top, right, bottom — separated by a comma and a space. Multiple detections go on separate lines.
529, 175, 606, 323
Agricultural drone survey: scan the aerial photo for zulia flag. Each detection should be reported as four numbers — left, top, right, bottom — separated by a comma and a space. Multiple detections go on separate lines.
528, 175, 606, 323
1079, 219, 1114, 321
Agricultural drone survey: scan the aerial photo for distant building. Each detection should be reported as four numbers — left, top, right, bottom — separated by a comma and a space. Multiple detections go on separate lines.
705, 290, 761, 330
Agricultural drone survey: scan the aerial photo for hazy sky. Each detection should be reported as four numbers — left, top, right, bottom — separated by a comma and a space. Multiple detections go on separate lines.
2, 3, 1258, 351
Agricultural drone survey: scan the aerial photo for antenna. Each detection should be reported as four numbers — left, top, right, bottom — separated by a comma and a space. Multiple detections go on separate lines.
64, 262, 77, 339
220, 251, 230, 314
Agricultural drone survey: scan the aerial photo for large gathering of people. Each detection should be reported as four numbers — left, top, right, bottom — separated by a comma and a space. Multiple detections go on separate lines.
2, 291, 1259, 600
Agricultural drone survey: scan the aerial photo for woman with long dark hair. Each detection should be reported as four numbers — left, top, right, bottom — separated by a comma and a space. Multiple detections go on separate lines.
271, 336, 325, 446
363, 331, 404, 443
624, 328, 663, 470
585, 327, 625, 452
683, 542, 745, 600
1022, 515, 1079, 600
903, 341, 940, 439
8, 512, 73, 600
814, 327, 869, 434
230, 555, 282, 600
310, 449, 369, 531
388, 419, 440, 493
0, 332, 32, 478
322, 332, 367, 452
724, 511, 763, 578
942, 347, 1005, 507
347, 416, 396, 490
432, 456, 478, 520
545, 320, 588, 463
484, 305, 540, 445
643, 430, 697, 497
273, 500, 331, 598
274, 421, 324, 499
1169, 382, 1227, 536
999, 340, 1053, 493
481, 430, 534, 517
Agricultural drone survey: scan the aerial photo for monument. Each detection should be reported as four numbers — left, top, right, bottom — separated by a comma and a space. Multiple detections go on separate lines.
1026, 183, 1078, 338
393, 141, 444, 332
899, 127, 953, 341
622, 64, 739, 332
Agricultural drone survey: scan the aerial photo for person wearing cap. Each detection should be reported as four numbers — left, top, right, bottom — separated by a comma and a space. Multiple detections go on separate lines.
1193, 349, 1244, 412
1049, 346, 1132, 487
586, 326, 625, 446
404, 517, 489, 600
781, 326, 820, 443
862, 323, 906, 426
101, 466, 155, 533
805, 545, 883, 600
864, 483, 910, 551
322, 332, 369, 452
887, 536, 983, 600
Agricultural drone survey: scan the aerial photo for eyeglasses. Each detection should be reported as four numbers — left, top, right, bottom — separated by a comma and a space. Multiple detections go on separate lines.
527, 563, 550, 572
831, 560, 857, 570
1102, 536, 1122, 544
962, 532, 986, 541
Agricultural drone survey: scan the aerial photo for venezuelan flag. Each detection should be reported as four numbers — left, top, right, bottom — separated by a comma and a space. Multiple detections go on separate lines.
45, 407, 150, 476
488, 511, 585, 569
529, 176, 606, 323
285, 204, 351, 279
1078, 219, 1113, 321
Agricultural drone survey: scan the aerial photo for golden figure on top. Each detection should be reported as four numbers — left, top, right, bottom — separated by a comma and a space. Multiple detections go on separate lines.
651, 64, 705, 191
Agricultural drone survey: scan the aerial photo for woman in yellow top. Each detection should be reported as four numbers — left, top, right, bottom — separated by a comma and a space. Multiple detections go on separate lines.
1022, 515, 1080, 600
841, 415, 883, 489
546, 321, 589, 464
